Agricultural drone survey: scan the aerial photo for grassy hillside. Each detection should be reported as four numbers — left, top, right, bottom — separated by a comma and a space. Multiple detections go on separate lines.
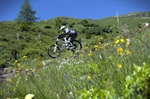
0, 12, 150, 68
0, 20, 150, 99
0, 11, 150, 99
0, 21, 53, 67
121, 11, 150, 17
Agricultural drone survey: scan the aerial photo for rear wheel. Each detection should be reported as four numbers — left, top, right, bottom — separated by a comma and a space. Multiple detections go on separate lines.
71, 40, 82, 52
47, 44, 61, 58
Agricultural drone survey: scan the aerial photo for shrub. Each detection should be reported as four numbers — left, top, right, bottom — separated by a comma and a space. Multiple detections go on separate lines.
121, 63, 150, 99
20, 23, 30, 32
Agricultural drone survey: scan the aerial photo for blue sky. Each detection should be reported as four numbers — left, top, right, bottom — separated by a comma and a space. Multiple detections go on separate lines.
0, 0, 150, 21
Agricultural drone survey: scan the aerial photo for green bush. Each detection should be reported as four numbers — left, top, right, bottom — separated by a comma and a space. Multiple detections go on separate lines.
20, 23, 30, 31
121, 63, 150, 99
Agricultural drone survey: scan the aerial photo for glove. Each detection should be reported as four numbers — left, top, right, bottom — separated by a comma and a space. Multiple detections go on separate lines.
58, 34, 65, 38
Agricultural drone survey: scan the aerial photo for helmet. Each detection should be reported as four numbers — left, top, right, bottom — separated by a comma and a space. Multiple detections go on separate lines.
60, 26, 66, 30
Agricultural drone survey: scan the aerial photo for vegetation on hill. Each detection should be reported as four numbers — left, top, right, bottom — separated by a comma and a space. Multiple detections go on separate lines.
0, 11, 150, 68
121, 11, 150, 17
0, 21, 150, 99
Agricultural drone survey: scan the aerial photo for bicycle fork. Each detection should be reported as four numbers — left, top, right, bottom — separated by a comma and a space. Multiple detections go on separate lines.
54, 44, 57, 52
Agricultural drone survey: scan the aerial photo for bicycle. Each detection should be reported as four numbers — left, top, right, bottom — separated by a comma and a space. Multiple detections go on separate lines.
47, 36, 82, 58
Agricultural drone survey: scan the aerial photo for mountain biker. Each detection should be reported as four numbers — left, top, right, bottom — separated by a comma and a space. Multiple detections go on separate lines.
58, 26, 78, 49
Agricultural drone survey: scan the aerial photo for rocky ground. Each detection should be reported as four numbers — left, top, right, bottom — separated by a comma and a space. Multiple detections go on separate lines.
0, 68, 14, 84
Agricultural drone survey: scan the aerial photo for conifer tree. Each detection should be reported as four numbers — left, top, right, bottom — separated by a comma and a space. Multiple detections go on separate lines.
15, 0, 39, 24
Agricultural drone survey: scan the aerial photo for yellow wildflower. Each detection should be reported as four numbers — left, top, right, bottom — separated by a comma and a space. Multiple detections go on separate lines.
100, 37, 103, 40
14, 60, 18, 63
126, 39, 131, 45
88, 51, 92, 56
23, 56, 28, 60
94, 45, 98, 50
118, 64, 122, 68
23, 56, 27, 58
125, 49, 131, 54
26, 77, 28, 81
27, 72, 30, 75
18, 63, 21, 66
87, 75, 91, 79
120, 39, 124, 43
16, 70, 19, 73
117, 47, 123, 55
25, 94, 34, 99
115, 39, 119, 44
7, 78, 13, 83
126, 41, 130, 45
88, 53, 92, 56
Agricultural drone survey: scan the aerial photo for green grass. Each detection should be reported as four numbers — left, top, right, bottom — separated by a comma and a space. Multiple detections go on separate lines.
0, 12, 150, 98
1, 28, 150, 99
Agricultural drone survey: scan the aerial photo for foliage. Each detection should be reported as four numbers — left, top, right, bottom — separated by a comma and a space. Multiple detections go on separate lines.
20, 23, 30, 31
15, 0, 39, 25
1, 27, 150, 99
121, 63, 150, 99
80, 19, 89, 25
0, 11, 150, 98
0, 12, 150, 67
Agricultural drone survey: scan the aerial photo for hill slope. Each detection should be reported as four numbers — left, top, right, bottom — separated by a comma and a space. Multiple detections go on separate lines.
0, 11, 150, 68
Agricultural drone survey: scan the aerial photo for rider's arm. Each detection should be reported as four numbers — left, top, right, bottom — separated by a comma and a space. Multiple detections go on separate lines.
58, 32, 66, 38
59, 32, 66, 37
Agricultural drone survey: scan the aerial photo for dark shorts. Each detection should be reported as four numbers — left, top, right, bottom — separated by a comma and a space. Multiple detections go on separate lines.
67, 33, 77, 42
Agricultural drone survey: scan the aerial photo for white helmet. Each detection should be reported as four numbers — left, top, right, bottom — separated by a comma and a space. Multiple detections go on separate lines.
60, 26, 66, 30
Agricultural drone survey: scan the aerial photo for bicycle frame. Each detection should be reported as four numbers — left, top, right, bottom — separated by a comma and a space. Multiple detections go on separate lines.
55, 37, 70, 44
55, 37, 71, 50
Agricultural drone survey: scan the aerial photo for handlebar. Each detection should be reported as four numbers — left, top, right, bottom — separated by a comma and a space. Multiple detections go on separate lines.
56, 36, 62, 38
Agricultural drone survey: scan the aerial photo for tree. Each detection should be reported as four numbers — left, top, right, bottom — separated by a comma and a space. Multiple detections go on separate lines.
15, 0, 39, 25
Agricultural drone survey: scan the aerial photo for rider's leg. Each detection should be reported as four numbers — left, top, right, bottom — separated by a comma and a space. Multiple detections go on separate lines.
69, 34, 77, 49
70, 34, 77, 43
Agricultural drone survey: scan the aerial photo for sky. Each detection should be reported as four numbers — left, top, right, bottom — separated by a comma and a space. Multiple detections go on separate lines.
0, 0, 150, 21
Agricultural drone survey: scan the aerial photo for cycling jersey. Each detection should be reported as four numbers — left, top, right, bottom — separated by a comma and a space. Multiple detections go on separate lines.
62, 28, 77, 35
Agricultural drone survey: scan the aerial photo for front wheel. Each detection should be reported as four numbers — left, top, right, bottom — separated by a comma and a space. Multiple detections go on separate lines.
71, 40, 82, 52
48, 44, 61, 58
